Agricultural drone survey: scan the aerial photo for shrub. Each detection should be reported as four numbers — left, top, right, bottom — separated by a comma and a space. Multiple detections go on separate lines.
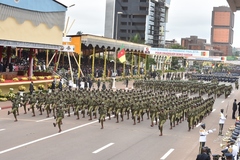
12, 78, 19, 81
0, 78, 5, 82
38, 84, 45, 90
18, 85, 26, 91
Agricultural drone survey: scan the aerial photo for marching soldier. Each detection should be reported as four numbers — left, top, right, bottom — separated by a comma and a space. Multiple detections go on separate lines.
28, 94, 37, 117
235, 80, 239, 90
158, 108, 167, 136
99, 102, 107, 129
8, 97, 20, 122
20, 94, 29, 114
53, 101, 64, 132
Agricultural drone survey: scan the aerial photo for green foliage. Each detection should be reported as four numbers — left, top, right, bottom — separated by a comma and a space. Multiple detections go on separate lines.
76, 31, 83, 35
129, 33, 145, 44
169, 44, 185, 49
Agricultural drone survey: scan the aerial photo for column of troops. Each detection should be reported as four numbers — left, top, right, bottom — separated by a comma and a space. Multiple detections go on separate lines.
8, 79, 232, 135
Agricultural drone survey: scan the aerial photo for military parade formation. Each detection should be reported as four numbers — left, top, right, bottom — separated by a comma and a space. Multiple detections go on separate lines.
7, 73, 238, 137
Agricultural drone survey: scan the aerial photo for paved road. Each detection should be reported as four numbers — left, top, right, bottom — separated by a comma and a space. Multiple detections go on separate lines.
0, 80, 238, 160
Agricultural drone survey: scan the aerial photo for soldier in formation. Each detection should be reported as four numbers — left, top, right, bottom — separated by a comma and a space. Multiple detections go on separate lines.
7, 77, 232, 136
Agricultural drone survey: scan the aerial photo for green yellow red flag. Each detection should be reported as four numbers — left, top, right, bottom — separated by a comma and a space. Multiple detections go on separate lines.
117, 45, 126, 63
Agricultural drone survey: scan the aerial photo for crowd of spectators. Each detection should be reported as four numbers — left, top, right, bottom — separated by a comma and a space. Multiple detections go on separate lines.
0, 51, 145, 79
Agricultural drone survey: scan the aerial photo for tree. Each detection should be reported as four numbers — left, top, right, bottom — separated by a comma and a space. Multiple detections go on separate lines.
76, 31, 83, 35
147, 56, 156, 70
169, 44, 185, 49
129, 33, 145, 44
169, 44, 185, 70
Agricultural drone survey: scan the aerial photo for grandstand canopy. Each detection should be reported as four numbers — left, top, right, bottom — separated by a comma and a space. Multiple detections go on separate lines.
68, 34, 151, 57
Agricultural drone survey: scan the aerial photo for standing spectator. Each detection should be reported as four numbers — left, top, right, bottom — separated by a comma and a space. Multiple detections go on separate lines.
218, 109, 227, 136
58, 79, 63, 91
232, 99, 237, 119
97, 79, 101, 90
9, 63, 13, 72
0, 62, 3, 72
196, 147, 211, 160
51, 79, 56, 92
125, 77, 129, 88
237, 101, 240, 117
88, 78, 92, 89
29, 81, 34, 95
102, 82, 106, 91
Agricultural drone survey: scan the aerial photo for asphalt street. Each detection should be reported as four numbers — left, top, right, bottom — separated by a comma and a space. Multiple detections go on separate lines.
0, 80, 238, 160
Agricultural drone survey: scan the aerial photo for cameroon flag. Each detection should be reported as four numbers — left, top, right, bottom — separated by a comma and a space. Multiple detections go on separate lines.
118, 45, 126, 63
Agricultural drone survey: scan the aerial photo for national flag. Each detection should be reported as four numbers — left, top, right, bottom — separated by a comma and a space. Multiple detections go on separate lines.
117, 45, 126, 63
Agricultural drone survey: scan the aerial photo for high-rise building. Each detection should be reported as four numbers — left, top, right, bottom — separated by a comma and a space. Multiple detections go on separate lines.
211, 6, 234, 56
104, 0, 170, 47
227, 0, 240, 12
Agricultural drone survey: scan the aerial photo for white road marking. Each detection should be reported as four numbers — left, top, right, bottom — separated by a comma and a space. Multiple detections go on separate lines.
36, 112, 74, 122
36, 117, 53, 122
0, 129, 5, 132
160, 148, 174, 160
92, 143, 114, 154
0, 115, 114, 155
212, 109, 216, 113
196, 123, 202, 128
221, 101, 224, 103
0, 120, 98, 155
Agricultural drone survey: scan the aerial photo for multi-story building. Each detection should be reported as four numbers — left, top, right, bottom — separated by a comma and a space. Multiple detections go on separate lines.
104, 0, 170, 47
227, 0, 240, 12
165, 39, 179, 48
211, 6, 234, 56
181, 36, 206, 50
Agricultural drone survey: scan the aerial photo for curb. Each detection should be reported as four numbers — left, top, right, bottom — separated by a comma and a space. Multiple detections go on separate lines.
0, 106, 12, 110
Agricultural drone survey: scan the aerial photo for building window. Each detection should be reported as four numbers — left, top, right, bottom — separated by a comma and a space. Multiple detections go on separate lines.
122, 6, 128, 10
128, 22, 131, 25
121, 22, 127, 25
132, 22, 145, 26
121, 15, 127, 18
122, 0, 128, 2
132, 15, 145, 18
120, 29, 127, 33
140, 0, 146, 2
139, 6, 147, 11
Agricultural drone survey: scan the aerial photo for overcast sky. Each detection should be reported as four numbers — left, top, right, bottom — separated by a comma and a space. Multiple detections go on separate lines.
57, 0, 240, 48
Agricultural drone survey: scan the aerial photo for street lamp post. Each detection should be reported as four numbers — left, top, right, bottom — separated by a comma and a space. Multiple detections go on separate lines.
112, 11, 123, 89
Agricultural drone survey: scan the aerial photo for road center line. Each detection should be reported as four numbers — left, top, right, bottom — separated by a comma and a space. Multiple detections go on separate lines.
160, 148, 174, 160
212, 109, 216, 113
92, 143, 114, 154
0, 119, 99, 155
0, 129, 5, 132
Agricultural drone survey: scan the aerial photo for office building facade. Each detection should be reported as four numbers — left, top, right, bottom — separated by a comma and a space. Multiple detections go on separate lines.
211, 6, 234, 56
181, 36, 206, 50
104, 0, 170, 47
